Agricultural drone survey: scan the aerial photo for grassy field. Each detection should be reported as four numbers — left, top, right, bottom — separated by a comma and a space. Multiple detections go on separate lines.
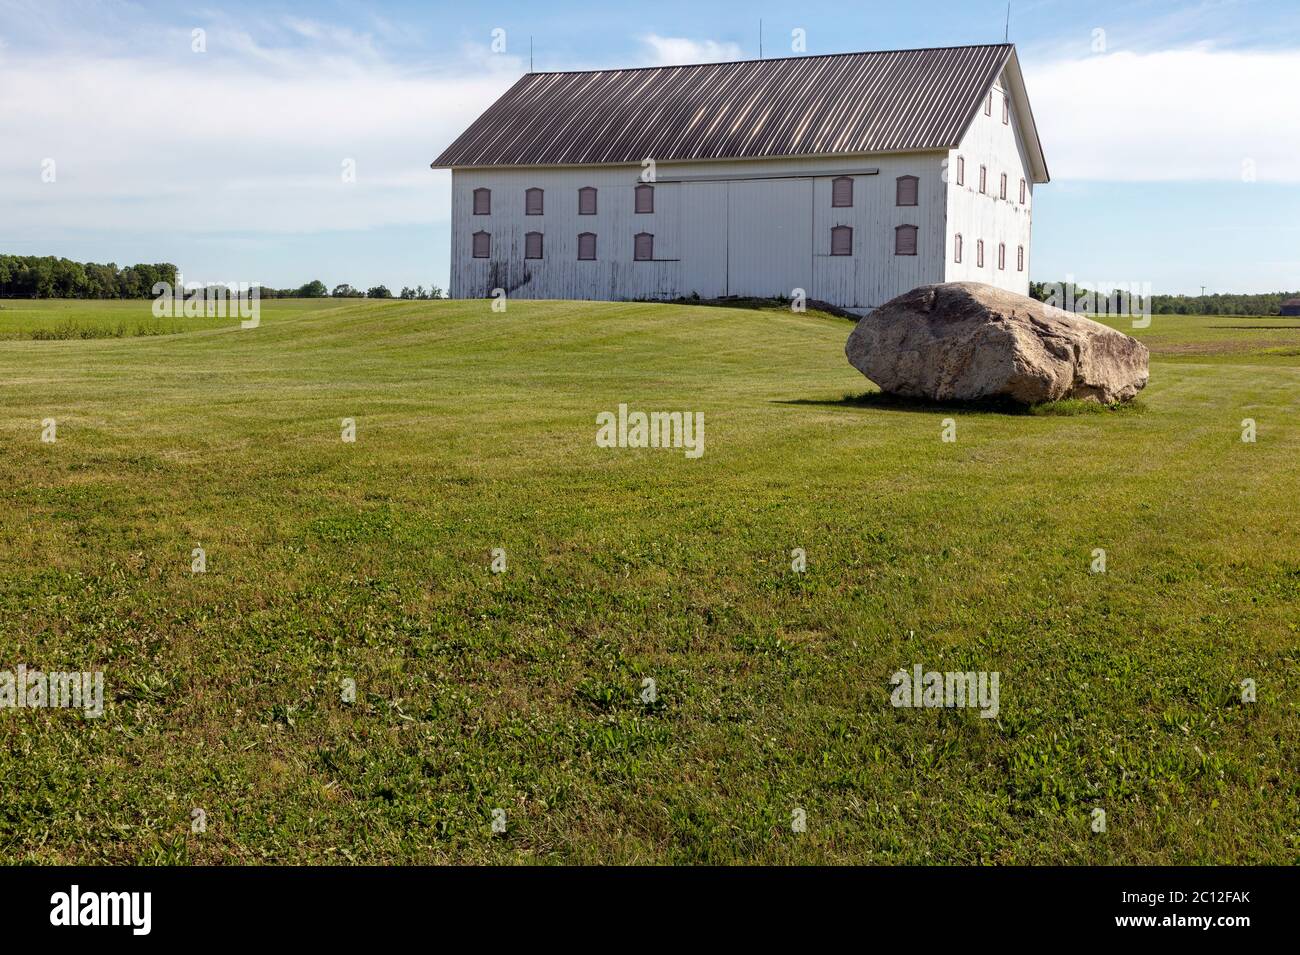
1, 296, 1296, 865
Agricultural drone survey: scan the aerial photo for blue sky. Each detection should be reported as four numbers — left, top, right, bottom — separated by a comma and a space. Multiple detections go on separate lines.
1, 0, 1298, 294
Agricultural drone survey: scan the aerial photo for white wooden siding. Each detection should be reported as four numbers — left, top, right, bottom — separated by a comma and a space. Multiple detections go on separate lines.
944, 70, 1034, 294
450, 152, 950, 310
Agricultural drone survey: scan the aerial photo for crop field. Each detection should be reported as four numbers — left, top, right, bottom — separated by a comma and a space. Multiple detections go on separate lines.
0, 297, 1296, 864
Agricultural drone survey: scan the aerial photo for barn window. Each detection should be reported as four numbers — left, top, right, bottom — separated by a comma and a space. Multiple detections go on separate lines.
472, 188, 490, 215
525, 231, 543, 260
896, 175, 919, 207
954, 233, 963, 264
634, 232, 654, 261
979, 165, 987, 194
998, 242, 1006, 270
1017, 245, 1024, 271
956, 156, 965, 186
472, 231, 490, 258
977, 239, 985, 268
635, 184, 654, 214
985, 91, 992, 115
1000, 173, 1007, 200
895, 224, 918, 256
1002, 94, 1009, 125
831, 176, 853, 208
525, 188, 543, 215
578, 187, 597, 215
830, 225, 853, 256
578, 232, 596, 260
1019, 178, 1026, 204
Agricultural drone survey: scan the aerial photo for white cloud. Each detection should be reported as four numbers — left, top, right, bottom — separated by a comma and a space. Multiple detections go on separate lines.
638, 34, 743, 66
0, 43, 520, 240
1025, 46, 1300, 181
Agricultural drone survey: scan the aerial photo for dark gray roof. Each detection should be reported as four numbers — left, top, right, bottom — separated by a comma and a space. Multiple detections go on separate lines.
433, 44, 1037, 171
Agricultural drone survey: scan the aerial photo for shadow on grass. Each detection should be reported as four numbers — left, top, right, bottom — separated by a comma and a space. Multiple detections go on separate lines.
777, 391, 1148, 417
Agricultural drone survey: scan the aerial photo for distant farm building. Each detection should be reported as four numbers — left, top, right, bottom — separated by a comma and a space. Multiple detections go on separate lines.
1281, 298, 1300, 316
433, 43, 1049, 311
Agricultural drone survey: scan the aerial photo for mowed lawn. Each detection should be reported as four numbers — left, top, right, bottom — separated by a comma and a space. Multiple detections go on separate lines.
0, 296, 1296, 865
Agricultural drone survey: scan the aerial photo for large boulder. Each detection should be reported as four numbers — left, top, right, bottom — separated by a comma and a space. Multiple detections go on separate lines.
845, 282, 1149, 404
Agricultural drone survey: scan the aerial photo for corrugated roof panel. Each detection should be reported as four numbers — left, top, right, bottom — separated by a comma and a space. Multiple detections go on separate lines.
433, 44, 1015, 168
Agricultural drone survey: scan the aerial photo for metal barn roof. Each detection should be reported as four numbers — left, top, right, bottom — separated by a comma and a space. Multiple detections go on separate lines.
432, 43, 1049, 181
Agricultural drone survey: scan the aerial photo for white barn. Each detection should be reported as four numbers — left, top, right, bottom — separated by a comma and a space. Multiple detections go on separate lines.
432, 44, 1049, 311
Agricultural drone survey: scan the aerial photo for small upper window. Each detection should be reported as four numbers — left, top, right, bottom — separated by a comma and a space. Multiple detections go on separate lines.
998, 242, 1006, 270
578, 232, 596, 260
1002, 94, 1009, 125
578, 187, 597, 215
979, 166, 987, 194
472, 188, 490, 215
1000, 173, 1007, 200
1019, 178, 1027, 204
525, 231, 543, 260
830, 225, 853, 256
635, 184, 654, 214
896, 175, 919, 207
977, 239, 985, 268
954, 233, 963, 264
956, 156, 965, 186
985, 91, 992, 115
1017, 245, 1024, 272
831, 176, 853, 208
634, 232, 654, 261
895, 224, 918, 256
472, 231, 490, 258
525, 188, 543, 216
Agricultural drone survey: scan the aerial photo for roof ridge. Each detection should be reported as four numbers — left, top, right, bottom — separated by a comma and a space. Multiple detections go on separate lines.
525, 43, 1014, 77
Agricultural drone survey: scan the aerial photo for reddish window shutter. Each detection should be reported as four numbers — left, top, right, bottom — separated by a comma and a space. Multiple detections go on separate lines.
977, 240, 984, 268
578, 232, 596, 260
578, 187, 597, 215
831, 177, 853, 208
634, 233, 654, 260
998, 243, 1006, 270
896, 176, 918, 207
472, 188, 490, 215
1017, 245, 1024, 271
830, 225, 852, 256
956, 156, 964, 186
1020, 178, 1026, 204
525, 188, 543, 215
954, 233, 962, 263
525, 232, 543, 259
1000, 173, 1007, 200
635, 184, 654, 214
895, 225, 917, 256
979, 166, 987, 194
472, 231, 490, 258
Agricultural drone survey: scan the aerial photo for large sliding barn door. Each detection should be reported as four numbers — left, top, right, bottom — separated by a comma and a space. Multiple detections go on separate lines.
725, 178, 814, 299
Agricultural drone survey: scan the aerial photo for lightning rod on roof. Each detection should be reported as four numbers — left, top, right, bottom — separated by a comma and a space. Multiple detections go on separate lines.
530, 36, 534, 72
1005, 3, 1011, 42
759, 19, 763, 59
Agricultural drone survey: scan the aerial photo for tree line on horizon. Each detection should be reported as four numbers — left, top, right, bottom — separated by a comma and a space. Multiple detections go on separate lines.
0, 255, 444, 302
3, 255, 1293, 315
1029, 280, 1298, 316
